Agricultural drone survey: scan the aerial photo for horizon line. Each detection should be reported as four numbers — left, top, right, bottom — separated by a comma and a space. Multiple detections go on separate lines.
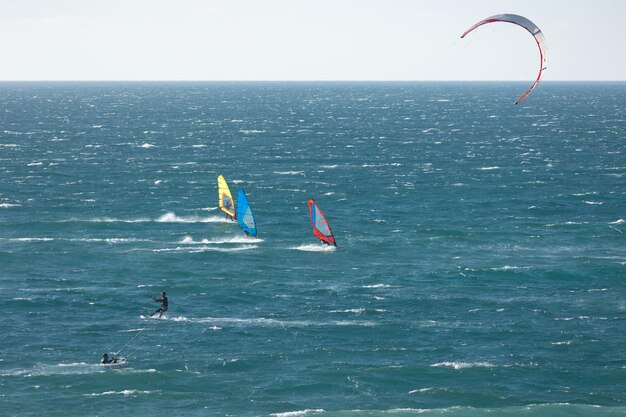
1, 79, 625, 83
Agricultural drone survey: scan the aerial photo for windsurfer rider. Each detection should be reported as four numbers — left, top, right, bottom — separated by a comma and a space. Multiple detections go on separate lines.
102, 353, 118, 364
151, 291, 168, 317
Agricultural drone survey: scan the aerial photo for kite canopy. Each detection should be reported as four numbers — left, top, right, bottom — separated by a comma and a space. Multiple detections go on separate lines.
461, 14, 547, 104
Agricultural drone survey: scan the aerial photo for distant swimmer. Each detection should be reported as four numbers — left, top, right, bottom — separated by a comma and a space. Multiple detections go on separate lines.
102, 352, 118, 364
151, 291, 168, 317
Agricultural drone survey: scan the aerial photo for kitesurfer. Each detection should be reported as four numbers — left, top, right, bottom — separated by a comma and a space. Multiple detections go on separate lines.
102, 352, 118, 364
151, 291, 168, 317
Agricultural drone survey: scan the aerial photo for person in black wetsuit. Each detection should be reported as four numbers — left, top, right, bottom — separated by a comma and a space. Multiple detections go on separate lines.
102, 352, 118, 364
151, 291, 168, 317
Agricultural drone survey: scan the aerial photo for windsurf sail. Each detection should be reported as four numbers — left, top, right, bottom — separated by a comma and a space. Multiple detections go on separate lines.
307, 199, 336, 246
461, 14, 547, 105
217, 175, 236, 219
236, 189, 257, 237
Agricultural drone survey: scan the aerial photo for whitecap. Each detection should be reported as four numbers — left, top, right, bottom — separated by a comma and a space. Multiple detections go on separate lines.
431, 361, 495, 369
330, 308, 365, 314
291, 244, 336, 252
273, 171, 304, 175
8, 237, 54, 242
181, 236, 262, 245
270, 410, 325, 417
156, 212, 227, 223
83, 389, 158, 397
152, 245, 258, 253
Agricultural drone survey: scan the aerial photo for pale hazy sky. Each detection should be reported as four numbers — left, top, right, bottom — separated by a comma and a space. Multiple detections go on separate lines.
1, 0, 624, 81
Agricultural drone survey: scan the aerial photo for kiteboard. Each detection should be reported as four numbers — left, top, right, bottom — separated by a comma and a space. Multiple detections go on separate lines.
101, 358, 127, 367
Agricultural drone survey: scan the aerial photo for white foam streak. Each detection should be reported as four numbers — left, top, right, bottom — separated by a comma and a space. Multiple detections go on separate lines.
156, 212, 228, 223
292, 244, 336, 252
83, 389, 159, 397
153, 245, 258, 253
270, 410, 325, 417
180, 235, 263, 245
156, 315, 376, 328
431, 361, 495, 369
63, 212, 231, 224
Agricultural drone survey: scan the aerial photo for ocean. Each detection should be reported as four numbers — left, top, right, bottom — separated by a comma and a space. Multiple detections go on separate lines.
0, 81, 624, 416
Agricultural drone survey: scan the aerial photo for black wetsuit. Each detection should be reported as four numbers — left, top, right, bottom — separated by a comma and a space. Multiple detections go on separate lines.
152, 295, 168, 317
102, 355, 117, 364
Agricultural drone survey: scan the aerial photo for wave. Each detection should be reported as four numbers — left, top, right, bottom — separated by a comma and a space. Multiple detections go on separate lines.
152, 245, 258, 253
180, 235, 263, 245
83, 389, 159, 397
153, 315, 377, 328
4, 237, 55, 242
2, 237, 150, 244
292, 244, 337, 252
70, 237, 151, 244
269, 405, 626, 416
273, 171, 304, 175
431, 361, 496, 370
330, 308, 365, 314
0, 203, 20, 208
271, 410, 325, 417
609, 219, 624, 224
59, 212, 231, 224
0, 363, 155, 377
488, 265, 533, 271
156, 212, 230, 223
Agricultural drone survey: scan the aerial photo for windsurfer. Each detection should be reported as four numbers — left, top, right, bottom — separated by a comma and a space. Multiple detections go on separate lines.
151, 291, 168, 317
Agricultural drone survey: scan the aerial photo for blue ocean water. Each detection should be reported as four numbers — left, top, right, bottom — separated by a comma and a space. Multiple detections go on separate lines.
0, 82, 624, 417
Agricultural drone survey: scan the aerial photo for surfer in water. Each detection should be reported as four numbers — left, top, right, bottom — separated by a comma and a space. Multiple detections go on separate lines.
102, 352, 118, 364
151, 291, 168, 317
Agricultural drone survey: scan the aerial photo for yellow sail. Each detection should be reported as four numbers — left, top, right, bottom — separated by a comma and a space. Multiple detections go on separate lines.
217, 175, 236, 219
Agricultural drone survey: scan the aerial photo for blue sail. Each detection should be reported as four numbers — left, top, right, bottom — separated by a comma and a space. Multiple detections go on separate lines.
236, 189, 257, 237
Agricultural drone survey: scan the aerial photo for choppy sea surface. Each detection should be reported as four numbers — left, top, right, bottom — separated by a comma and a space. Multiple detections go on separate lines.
0, 82, 624, 417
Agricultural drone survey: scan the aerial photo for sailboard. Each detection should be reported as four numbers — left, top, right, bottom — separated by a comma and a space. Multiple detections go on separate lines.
307, 199, 336, 246
236, 189, 257, 237
217, 175, 236, 219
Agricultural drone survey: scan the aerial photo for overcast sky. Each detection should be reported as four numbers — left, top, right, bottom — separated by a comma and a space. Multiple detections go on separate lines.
1, 0, 624, 81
